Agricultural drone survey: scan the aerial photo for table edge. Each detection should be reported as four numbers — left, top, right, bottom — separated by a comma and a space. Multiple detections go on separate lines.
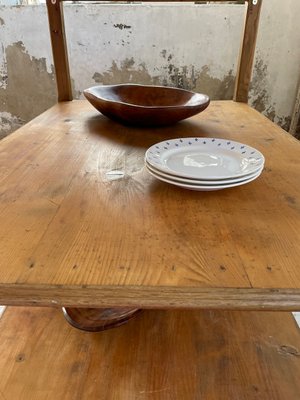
1, 284, 300, 311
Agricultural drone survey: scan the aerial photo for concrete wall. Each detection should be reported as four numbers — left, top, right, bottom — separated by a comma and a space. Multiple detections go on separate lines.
0, 1, 300, 138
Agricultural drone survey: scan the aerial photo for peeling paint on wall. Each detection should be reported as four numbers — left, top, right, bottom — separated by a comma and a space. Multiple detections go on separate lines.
195, 66, 235, 100
93, 58, 160, 86
92, 59, 235, 101
166, 64, 235, 100
250, 58, 270, 113
250, 57, 291, 131
0, 112, 23, 139
0, 41, 56, 135
0, 17, 5, 26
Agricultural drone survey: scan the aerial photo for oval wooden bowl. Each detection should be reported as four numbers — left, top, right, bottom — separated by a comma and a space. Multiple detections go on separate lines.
83, 84, 210, 126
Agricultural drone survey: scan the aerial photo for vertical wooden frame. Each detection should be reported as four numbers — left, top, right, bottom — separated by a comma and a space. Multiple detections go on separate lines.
289, 80, 300, 137
46, 0, 72, 101
234, 0, 262, 102
46, 0, 262, 104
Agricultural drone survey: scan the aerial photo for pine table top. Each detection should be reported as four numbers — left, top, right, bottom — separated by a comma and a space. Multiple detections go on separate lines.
0, 100, 299, 310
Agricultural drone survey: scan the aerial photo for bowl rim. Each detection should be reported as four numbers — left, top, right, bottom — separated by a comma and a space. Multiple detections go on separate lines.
83, 83, 210, 110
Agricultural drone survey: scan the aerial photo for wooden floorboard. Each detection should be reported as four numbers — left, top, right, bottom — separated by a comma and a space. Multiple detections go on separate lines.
0, 307, 299, 399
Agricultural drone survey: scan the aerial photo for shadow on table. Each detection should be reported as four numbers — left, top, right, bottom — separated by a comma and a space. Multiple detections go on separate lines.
85, 113, 227, 149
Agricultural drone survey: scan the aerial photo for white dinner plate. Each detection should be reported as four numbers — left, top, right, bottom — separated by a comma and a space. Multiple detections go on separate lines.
145, 137, 265, 180
146, 165, 263, 191
146, 160, 264, 185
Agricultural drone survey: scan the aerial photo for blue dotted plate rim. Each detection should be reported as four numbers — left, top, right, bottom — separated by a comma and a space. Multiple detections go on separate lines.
145, 137, 265, 180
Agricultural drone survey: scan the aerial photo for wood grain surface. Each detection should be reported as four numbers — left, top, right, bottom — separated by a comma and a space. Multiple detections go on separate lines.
0, 307, 300, 399
0, 100, 300, 308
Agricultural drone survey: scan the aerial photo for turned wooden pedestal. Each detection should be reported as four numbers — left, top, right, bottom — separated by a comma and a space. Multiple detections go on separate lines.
62, 307, 141, 331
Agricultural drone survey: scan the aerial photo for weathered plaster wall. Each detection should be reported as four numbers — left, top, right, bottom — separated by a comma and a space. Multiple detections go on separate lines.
64, 4, 243, 101
249, 0, 300, 131
0, 5, 56, 138
0, 2, 300, 138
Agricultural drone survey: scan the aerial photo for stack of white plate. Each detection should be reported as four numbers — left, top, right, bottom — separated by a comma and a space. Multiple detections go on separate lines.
145, 137, 264, 191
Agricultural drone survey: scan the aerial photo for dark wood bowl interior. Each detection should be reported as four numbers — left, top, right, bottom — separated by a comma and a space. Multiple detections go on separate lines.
84, 84, 210, 126
98, 85, 198, 107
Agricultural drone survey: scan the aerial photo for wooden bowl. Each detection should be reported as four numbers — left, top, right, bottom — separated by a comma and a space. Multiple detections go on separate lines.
83, 84, 210, 126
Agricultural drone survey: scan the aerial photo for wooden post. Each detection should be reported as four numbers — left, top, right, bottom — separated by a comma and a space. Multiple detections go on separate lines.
46, 0, 72, 101
289, 80, 300, 137
234, 0, 262, 103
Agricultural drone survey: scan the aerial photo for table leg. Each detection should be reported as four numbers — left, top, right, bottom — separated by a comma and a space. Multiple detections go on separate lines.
62, 307, 142, 332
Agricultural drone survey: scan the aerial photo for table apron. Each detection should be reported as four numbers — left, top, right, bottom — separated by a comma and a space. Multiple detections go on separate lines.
1, 285, 300, 311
